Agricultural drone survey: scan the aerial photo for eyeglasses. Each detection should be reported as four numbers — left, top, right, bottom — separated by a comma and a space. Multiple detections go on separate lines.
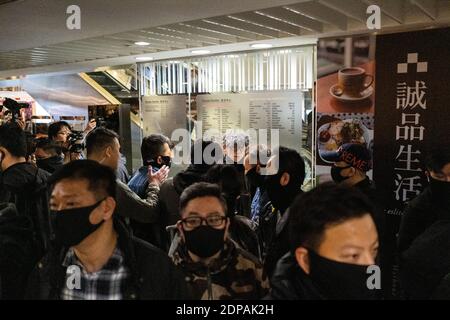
181, 215, 227, 230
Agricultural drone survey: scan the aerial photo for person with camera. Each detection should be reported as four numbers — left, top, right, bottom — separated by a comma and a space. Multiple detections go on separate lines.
0, 122, 51, 259
47, 119, 97, 163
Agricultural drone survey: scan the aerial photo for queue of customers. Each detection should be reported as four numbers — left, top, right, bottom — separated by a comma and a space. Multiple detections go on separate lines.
0, 119, 450, 300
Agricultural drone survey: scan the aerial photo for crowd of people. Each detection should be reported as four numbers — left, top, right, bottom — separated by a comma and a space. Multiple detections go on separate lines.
0, 118, 449, 300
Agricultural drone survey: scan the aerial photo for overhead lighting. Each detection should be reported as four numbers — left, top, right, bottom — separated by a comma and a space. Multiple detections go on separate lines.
191, 49, 211, 54
250, 43, 273, 49
135, 56, 154, 61
134, 41, 150, 46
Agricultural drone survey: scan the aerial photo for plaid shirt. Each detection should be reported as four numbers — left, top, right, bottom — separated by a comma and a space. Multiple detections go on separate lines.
61, 246, 130, 300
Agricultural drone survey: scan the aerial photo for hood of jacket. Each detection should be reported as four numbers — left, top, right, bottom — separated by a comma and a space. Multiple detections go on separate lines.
2, 162, 50, 193
172, 164, 211, 194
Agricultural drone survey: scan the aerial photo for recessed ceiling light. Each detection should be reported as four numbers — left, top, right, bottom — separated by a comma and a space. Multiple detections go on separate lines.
250, 43, 273, 49
135, 56, 154, 61
191, 49, 211, 54
134, 41, 150, 46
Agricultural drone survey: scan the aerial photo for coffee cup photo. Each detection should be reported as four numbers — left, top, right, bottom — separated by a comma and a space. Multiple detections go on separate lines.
332, 67, 373, 97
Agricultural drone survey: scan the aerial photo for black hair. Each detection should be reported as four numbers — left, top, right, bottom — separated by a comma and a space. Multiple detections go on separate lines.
275, 146, 306, 188
141, 134, 170, 164
204, 164, 241, 216
34, 137, 61, 156
49, 160, 116, 200
289, 183, 375, 252
0, 122, 27, 158
190, 139, 223, 166
424, 147, 450, 173
179, 182, 227, 215
47, 121, 71, 140
86, 127, 119, 156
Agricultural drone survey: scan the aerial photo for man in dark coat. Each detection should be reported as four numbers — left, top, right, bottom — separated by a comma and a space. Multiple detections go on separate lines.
26, 160, 189, 300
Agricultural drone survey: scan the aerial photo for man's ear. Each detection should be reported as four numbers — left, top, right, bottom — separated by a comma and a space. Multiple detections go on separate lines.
295, 247, 310, 274
156, 155, 163, 165
102, 197, 116, 220
280, 172, 290, 186
343, 167, 356, 178
105, 145, 113, 158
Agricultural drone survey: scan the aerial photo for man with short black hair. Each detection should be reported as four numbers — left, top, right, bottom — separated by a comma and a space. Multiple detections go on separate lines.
0, 122, 51, 255
86, 128, 163, 224
257, 146, 305, 277
128, 134, 172, 198
26, 160, 188, 300
34, 138, 64, 174
171, 182, 269, 300
268, 183, 381, 300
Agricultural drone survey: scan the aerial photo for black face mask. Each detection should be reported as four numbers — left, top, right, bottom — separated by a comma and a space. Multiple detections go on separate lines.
308, 250, 381, 300
263, 173, 297, 213
52, 199, 105, 247
429, 177, 450, 211
148, 155, 172, 169
245, 167, 264, 188
36, 156, 63, 173
331, 166, 352, 183
183, 225, 226, 258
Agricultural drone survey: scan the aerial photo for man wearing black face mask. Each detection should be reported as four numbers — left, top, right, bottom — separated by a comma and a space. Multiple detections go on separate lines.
244, 145, 271, 222
256, 146, 305, 278
268, 183, 382, 300
128, 134, 172, 199
171, 182, 269, 300
322, 143, 391, 297
26, 160, 189, 300
398, 148, 450, 253
34, 138, 64, 174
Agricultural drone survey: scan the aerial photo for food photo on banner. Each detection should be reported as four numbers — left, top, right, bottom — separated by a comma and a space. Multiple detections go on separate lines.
316, 35, 375, 183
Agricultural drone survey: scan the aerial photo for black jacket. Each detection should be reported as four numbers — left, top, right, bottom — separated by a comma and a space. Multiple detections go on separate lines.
266, 253, 324, 300
1, 162, 51, 254
398, 187, 446, 253
0, 203, 38, 299
400, 219, 450, 299
26, 219, 190, 300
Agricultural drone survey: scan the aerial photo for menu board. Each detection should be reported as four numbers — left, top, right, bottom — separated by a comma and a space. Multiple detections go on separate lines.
197, 91, 303, 150
196, 93, 242, 140
141, 95, 186, 138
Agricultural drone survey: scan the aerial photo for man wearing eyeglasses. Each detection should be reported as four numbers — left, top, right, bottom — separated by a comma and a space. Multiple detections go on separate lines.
171, 182, 269, 300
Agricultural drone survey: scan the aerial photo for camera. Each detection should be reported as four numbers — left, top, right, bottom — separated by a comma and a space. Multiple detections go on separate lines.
1, 98, 30, 121
67, 130, 85, 153
95, 117, 107, 128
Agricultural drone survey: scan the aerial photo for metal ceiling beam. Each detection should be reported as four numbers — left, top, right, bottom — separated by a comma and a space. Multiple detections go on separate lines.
207, 16, 279, 38
318, 0, 368, 23
410, 0, 438, 20
187, 20, 258, 41
232, 11, 302, 36
258, 6, 323, 32
155, 26, 222, 45
285, 2, 348, 30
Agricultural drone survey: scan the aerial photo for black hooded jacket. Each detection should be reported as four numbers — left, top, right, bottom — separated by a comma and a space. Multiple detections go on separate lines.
0, 203, 38, 299
1, 162, 51, 254
159, 164, 212, 227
